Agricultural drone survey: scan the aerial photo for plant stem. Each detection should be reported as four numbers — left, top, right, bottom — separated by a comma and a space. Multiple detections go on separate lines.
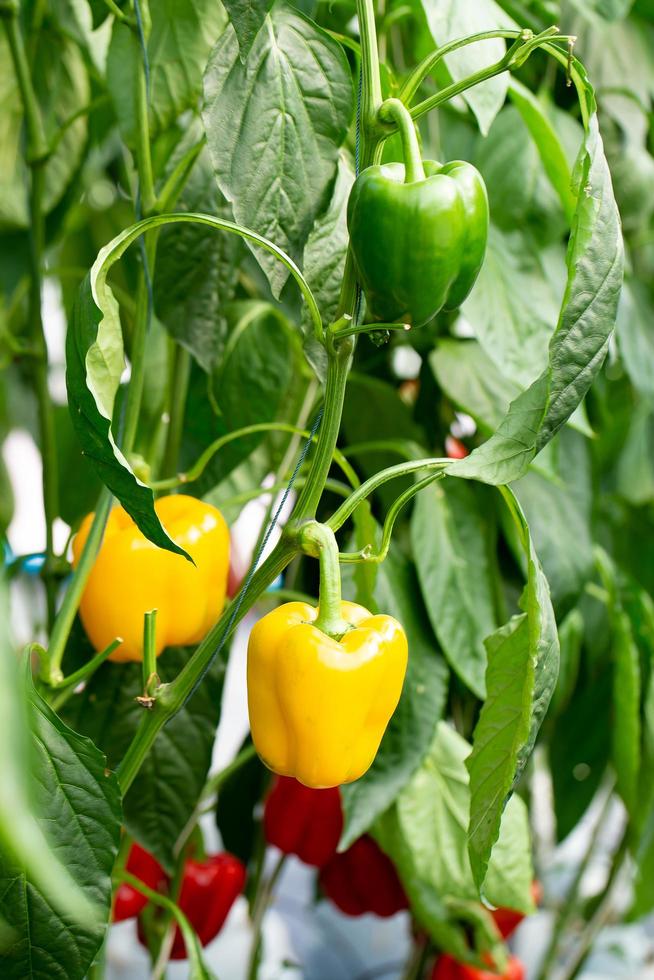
45, 489, 113, 684
357, 0, 383, 130
534, 777, 616, 980
49, 639, 122, 710
292, 340, 354, 521
142, 609, 157, 692
246, 853, 287, 980
409, 30, 570, 123
160, 344, 191, 479
297, 522, 350, 638
559, 830, 630, 980
379, 99, 425, 181
2, 9, 59, 629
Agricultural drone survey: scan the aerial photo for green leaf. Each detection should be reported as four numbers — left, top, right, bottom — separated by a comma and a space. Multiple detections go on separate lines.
462, 225, 564, 387
0, 676, 121, 979
475, 106, 568, 243
511, 436, 594, 606
466, 487, 558, 888
449, 106, 624, 485
374, 722, 533, 950
215, 741, 269, 865
0, 26, 89, 229
418, 0, 516, 135
616, 281, 654, 400
155, 141, 243, 373
340, 548, 449, 849
106, 0, 227, 146
550, 608, 584, 717
222, 0, 273, 58
508, 80, 576, 222
66, 212, 319, 553
181, 301, 297, 495
202, 0, 353, 296
301, 152, 354, 378
66, 273, 189, 560
54, 405, 102, 527
61, 646, 222, 874
411, 478, 497, 697
430, 339, 520, 433
616, 403, 654, 506
612, 609, 642, 814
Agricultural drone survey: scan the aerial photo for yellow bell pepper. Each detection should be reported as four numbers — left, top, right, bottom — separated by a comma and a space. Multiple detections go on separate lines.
247, 599, 408, 788
72, 495, 229, 663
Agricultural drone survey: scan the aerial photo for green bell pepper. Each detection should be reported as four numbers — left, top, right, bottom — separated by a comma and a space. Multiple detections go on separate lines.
347, 99, 489, 328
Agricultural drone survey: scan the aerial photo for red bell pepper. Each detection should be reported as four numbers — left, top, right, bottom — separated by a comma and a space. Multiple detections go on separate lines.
431, 955, 525, 980
137, 853, 246, 959
113, 843, 166, 922
169, 853, 246, 959
319, 834, 408, 917
264, 776, 343, 868
491, 880, 542, 938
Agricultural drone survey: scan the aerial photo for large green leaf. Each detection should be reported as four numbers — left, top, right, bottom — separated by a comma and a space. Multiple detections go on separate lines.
106, 0, 226, 146
202, 0, 353, 296
222, 0, 273, 57
449, 93, 623, 484
616, 280, 654, 400
411, 478, 497, 697
418, 0, 515, 135
155, 140, 243, 373
340, 548, 448, 849
0, 26, 89, 229
463, 225, 564, 388
61, 646, 222, 874
0, 680, 121, 979
374, 723, 533, 957
430, 339, 520, 433
466, 488, 558, 889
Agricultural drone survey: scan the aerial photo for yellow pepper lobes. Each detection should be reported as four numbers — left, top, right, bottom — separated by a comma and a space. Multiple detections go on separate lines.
247, 600, 408, 788
72, 495, 229, 663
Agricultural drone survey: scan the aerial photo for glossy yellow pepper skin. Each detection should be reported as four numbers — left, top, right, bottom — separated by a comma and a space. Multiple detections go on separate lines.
72, 495, 229, 663
247, 600, 408, 788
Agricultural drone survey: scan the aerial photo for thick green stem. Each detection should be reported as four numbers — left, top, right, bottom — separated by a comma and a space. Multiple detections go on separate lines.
142, 609, 158, 692
3, 11, 59, 628
379, 99, 425, 181
357, 0, 383, 129
132, 26, 155, 216
298, 522, 350, 639
292, 340, 354, 521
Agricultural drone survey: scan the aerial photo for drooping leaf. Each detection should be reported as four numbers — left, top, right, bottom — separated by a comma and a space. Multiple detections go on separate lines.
66, 212, 318, 553
0, 677, 121, 980
466, 487, 558, 888
411, 478, 497, 697
340, 548, 449, 849
202, 0, 353, 296
374, 723, 533, 954
449, 93, 624, 484
612, 609, 642, 814
61, 646, 222, 874
106, 0, 227, 146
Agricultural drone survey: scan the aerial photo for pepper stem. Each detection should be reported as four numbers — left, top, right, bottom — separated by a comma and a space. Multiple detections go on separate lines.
297, 522, 350, 640
379, 98, 425, 183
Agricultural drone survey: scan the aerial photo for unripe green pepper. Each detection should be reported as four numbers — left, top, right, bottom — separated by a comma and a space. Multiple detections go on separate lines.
347, 99, 489, 327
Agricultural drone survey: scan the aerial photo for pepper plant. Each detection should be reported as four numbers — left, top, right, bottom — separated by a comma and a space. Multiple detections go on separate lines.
2, 0, 653, 975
